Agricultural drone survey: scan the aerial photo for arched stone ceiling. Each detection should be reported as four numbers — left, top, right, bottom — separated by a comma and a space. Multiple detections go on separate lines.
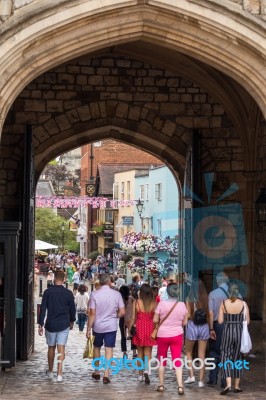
0, 0, 265, 138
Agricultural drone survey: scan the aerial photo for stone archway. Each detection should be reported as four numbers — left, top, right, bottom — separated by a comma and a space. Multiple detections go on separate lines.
0, 0, 265, 136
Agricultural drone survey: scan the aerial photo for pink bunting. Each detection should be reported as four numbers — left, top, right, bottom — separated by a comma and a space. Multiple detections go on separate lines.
35, 196, 137, 209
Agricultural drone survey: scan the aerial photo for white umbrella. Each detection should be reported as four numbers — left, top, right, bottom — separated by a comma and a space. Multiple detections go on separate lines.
35, 239, 58, 250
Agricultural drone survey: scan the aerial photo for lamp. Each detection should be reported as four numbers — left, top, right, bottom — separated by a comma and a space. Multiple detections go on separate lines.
136, 199, 144, 218
255, 188, 266, 226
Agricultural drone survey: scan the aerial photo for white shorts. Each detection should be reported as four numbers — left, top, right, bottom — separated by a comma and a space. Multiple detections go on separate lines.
45, 328, 70, 346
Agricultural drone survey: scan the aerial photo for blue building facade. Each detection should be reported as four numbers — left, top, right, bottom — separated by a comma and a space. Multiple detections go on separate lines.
135, 166, 179, 238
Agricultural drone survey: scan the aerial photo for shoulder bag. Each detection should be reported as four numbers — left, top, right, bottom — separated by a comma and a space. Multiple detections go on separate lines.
151, 301, 178, 340
240, 302, 252, 354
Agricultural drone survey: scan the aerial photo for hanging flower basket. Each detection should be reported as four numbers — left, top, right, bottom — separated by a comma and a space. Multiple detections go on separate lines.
120, 232, 178, 255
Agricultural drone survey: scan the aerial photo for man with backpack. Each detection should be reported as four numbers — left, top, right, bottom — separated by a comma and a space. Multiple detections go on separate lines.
129, 273, 141, 300
207, 272, 229, 388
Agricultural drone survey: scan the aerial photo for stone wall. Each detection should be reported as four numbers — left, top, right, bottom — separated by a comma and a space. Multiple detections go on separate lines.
0, 55, 243, 220
1, 0, 266, 22
254, 117, 266, 323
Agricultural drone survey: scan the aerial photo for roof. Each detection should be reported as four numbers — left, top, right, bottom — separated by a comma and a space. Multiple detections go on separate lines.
36, 180, 56, 196
97, 164, 154, 196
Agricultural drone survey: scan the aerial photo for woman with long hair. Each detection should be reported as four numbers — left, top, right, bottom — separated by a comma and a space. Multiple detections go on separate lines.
75, 284, 89, 332
130, 283, 157, 383
184, 278, 210, 387
218, 283, 249, 395
119, 285, 129, 356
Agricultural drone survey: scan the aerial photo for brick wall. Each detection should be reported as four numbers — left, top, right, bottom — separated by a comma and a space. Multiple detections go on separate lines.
80, 139, 163, 195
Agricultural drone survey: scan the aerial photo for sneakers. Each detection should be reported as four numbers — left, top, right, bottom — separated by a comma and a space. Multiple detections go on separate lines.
46, 370, 53, 379
143, 371, 150, 384
184, 376, 195, 384
57, 375, 63, 382
198, 381, 205, 388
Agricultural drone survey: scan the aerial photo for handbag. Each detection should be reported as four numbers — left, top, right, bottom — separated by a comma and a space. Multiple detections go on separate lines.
151, 301, 179, 340
240, 302, 252, 354
130, 325, 136, 337
193, 302, 207, 325
83, 333, 95, 359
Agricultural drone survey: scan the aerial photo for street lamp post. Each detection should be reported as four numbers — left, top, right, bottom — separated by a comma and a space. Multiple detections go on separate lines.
136, 199, 144, 232
61, 222, 65, 251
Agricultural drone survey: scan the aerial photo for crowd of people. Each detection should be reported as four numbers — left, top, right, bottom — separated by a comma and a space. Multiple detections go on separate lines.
38, 267, 250, 396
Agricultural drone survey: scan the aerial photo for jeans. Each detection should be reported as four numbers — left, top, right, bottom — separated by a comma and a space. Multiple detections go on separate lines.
77, 313, 87, 332
209, 321, 226, 386
119, 317, 137, 353
119, 317, 127, 352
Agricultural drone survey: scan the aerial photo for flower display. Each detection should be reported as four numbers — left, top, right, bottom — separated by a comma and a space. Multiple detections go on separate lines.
120, 232, 178, 255
126, 258, 145, 274
117, 260, 125, 272
146, 258, 163, 277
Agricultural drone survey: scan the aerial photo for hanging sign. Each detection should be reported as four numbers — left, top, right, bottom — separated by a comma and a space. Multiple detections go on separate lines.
122, 216, 134, 225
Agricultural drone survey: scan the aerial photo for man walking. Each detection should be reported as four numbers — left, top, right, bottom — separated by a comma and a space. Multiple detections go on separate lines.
38, 270, 76, 382
86, 273, 125, 384
207, 272, 229, 388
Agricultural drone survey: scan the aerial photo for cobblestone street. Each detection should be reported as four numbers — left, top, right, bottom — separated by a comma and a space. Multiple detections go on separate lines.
0, 278, 265, 400
0, 321, 265, 400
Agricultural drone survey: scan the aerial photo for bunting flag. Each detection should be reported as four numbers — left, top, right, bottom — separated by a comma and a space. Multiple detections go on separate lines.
35, 195, 137, 209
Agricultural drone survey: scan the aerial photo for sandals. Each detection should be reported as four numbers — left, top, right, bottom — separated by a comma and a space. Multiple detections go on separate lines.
156, 385, 165, 392
103, 377, 110, 384
220, 387, 231, 395
178, 386, 184, 395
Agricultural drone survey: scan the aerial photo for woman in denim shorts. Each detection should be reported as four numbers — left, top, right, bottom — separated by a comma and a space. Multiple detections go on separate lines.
184, 279, 210, 388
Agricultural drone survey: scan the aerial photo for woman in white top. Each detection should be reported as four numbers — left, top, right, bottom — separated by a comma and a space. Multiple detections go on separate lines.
75, 284, 89, 332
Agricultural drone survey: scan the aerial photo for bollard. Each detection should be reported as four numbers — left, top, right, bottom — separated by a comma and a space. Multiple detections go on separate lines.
39, 277, 43, 297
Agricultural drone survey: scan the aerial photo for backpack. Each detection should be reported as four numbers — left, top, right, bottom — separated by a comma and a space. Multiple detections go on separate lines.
193, 309, 207, 325
131, 283, 140, 300
193, 302, 207, 325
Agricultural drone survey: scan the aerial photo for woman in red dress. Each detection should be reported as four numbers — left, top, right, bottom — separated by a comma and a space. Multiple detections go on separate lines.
130, 283, 157, 383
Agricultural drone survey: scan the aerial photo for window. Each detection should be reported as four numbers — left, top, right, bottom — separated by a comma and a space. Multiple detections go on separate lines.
93, 141, 102, 147
113, 183, 119, 200
145, 184, 149, 200
105, 210, 113, 223
155, 183, 162, 200
140, 185, 145, 200
121, 182, 125, 200
157, 219, 162, 236
127, 181, 131, 200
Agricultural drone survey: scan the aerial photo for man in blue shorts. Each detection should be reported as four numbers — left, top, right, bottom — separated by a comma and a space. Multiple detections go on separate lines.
38, 270, 76, 382
86, 273, 125, 384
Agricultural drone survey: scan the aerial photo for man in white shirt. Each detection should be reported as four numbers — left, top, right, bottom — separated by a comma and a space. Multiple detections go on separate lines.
72, 269, 81, 295
116, 274, 125, 288
158, 281, 168, 300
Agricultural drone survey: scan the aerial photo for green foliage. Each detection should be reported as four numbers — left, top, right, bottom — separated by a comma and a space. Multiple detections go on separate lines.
35, 208, 78, 250
92, 221, 105, 233
87, 250, 100, 261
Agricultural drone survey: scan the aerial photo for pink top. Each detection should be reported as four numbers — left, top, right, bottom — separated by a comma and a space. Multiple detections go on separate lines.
155, 300, 188, 337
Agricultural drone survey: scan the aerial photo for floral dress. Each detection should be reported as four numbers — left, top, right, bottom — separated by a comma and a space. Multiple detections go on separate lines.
132, 300, 157, 347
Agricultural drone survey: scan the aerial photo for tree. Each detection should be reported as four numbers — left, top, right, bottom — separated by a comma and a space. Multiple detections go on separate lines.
35, 208, 79, 252
42, 162, 72, 194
